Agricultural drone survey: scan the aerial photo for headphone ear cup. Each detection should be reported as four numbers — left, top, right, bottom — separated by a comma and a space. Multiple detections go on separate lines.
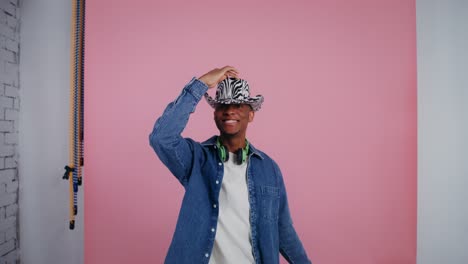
216, 137, 229, 162
224, 147, 229, 162
242, 147, 247, 164
219, 145, 229, 162
236, 148, 243, 165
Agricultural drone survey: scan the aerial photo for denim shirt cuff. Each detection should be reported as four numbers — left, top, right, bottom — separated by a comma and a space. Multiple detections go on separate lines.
184, 77, 209, 100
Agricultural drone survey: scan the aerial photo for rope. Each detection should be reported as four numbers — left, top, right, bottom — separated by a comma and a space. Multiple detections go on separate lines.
63, 0, 85, 230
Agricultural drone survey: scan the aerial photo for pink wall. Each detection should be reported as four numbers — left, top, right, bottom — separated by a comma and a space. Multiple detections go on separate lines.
85, 0, 417, 263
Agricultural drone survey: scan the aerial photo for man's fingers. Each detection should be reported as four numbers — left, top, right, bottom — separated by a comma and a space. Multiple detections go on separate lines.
221, 66, 239, 75
224, 69, 239, 79
199, 66, 239, 88
226, 71, 237, 77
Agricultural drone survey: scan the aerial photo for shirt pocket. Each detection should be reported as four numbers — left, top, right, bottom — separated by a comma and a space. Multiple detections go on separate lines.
259, 185, 280, 222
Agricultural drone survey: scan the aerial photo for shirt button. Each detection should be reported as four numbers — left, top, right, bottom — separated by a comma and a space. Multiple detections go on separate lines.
214, 145, 217, 149
205, 253, 209, 258
211, 228, 215, 232
215, 180, 219, 184
213, 204, 217, 208
218, 162, 222, 166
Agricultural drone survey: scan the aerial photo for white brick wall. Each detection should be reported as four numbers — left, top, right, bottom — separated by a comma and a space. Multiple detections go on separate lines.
0, 0, 19, 263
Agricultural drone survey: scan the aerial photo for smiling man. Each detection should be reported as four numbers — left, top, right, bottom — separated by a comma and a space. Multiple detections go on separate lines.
149, 66, 311, 264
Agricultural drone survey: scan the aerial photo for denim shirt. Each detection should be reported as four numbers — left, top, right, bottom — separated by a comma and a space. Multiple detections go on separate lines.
149, 78, 312, 264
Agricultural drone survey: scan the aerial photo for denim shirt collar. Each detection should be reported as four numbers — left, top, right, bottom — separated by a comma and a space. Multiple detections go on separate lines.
201, 136, 264, 160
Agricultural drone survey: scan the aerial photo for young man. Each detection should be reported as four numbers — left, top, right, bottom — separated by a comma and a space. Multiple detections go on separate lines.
149, 66, 311, 264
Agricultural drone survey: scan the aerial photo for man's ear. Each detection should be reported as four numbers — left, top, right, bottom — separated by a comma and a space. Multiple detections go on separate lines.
248, 111, 255, 122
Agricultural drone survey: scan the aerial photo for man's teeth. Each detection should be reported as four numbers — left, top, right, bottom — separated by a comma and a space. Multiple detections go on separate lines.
224, 120, 237, 124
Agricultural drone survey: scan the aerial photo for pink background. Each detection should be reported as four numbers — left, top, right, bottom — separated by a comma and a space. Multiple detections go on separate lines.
85, 0, 417, 263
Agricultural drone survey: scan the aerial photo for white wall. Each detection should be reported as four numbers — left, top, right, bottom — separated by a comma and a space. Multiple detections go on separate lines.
417, 1, 468, 264
18, 0, 83, 263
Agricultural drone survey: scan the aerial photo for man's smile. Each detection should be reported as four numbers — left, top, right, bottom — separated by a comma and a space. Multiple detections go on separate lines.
223, 119, 239, 124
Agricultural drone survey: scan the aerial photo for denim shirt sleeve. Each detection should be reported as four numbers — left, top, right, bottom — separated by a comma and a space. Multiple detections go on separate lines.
274, 162, 313, 264
149, 77, 208, 187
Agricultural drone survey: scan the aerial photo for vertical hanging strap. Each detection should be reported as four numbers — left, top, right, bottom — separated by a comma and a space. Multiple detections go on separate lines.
79, 0, 85, 186
63, 0, 85, 230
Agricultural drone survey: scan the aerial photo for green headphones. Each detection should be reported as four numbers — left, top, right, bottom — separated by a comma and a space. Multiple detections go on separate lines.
216, 137, 250, 165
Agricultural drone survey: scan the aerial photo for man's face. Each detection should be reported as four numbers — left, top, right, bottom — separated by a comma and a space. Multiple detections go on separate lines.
214, 103, 254, 137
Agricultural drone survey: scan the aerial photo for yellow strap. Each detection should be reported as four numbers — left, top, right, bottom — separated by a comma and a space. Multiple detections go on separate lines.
68, 0, 78, 223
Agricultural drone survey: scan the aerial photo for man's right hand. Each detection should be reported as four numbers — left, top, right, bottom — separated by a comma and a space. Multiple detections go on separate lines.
198, 66, 239, 89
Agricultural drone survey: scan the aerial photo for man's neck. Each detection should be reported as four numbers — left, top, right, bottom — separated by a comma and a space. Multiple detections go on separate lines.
219, 134, 247, 153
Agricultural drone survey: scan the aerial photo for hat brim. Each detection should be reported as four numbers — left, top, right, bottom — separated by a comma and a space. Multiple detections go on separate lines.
204, 93, 264, 112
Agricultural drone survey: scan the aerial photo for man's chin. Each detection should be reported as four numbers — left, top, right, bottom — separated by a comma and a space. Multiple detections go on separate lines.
219, 130, 239, 137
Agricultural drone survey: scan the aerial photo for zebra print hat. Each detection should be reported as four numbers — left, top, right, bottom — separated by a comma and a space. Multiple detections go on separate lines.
204, 77, 264, 111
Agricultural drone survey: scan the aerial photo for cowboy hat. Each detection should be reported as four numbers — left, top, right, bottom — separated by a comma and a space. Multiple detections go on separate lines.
204, 77, 264, 111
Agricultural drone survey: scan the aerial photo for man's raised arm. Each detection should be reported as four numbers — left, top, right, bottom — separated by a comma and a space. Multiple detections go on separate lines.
149, 66, 239, 186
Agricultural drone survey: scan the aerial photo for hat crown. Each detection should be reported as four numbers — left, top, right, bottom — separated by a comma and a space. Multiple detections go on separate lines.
215, 78, 251, 101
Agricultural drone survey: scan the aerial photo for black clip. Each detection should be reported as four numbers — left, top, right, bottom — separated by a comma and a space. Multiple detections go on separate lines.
63, 166, 74, 180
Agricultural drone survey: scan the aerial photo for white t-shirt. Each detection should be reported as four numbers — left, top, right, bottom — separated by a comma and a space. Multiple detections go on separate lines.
209, 152, 255, 264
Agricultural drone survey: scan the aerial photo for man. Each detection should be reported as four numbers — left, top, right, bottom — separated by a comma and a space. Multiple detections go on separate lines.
149, 66, 311, 264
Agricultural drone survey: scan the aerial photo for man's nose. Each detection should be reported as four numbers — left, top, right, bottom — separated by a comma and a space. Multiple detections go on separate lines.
223, 105, 236, 114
